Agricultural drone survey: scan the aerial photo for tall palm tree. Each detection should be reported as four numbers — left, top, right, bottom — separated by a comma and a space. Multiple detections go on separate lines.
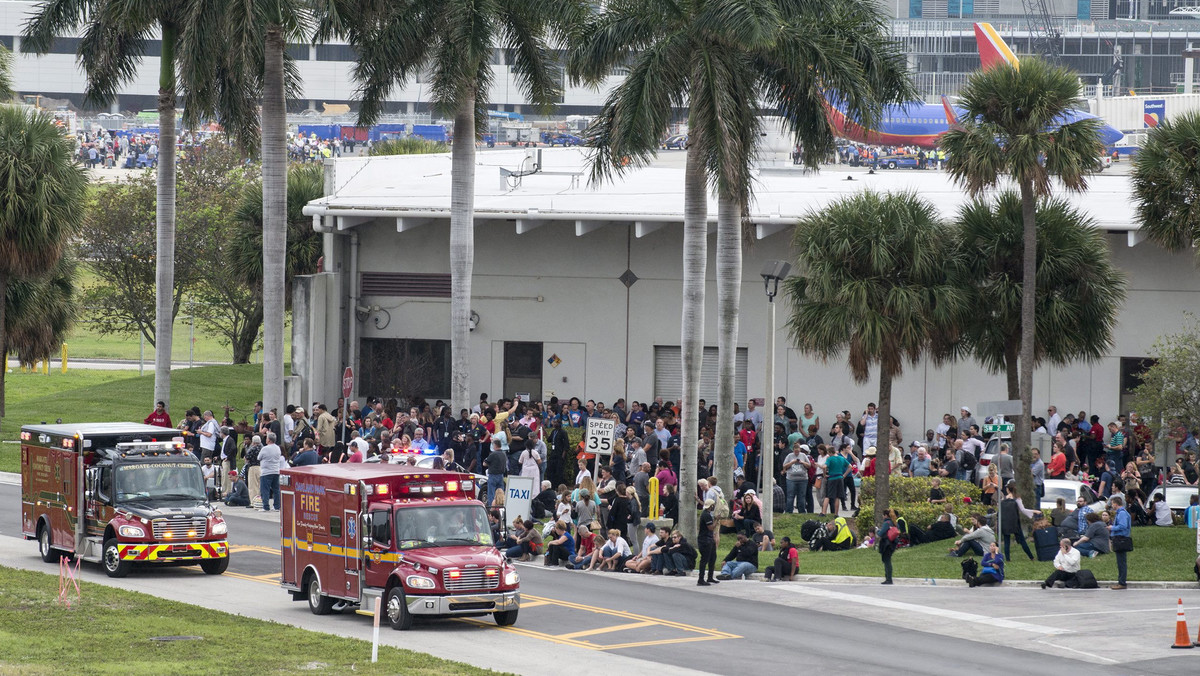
1132, 111, 1200, 256
23, 0, 239, 411
941, 57, 1103, 507
0, 106, 88, 414
318, 0, 590, 412
957, 192, 1126, 400
180, 0, 307, 413
784, 191, 966, 523
574, 0, 913, 524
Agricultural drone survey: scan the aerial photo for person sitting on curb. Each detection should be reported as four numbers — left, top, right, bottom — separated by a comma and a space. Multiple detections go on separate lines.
660, 530, 697, 577
965, 541, 1005, 587
716, 533, 760, 580
1042, 538, 1082, 589
764, 536, 800, 581
624, 523, 660, 573
948, 514, 994, 557
596, 528, 633, 571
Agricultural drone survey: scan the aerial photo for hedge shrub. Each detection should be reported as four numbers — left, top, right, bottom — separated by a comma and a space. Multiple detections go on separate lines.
857, 476, 984, 534
548, 426, 586, 488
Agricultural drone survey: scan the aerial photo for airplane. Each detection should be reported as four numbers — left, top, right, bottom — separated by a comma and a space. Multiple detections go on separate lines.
823, 23, 1124, 149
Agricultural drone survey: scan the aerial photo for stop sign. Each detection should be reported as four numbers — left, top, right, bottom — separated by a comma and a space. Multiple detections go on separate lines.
342, 366, 354, 398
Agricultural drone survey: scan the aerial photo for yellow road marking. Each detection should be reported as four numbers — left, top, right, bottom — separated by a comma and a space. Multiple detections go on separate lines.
522, 594, 740, 639
229, 544, 279, 555
558, 620, 657, 640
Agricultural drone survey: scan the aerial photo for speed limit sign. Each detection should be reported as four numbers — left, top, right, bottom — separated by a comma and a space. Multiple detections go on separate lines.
585, 418, 616, 456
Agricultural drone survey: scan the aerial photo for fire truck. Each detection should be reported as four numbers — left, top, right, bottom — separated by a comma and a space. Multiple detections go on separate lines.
20, 423, 230, 577
280, 464, 520, 630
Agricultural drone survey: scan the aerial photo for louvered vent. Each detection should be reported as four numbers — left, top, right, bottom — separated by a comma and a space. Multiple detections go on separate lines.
360, 273, 451, 297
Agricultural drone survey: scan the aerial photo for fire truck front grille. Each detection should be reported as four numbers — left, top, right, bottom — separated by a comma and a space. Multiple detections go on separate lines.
442, 568, 500, 591
152, 517, 207, 540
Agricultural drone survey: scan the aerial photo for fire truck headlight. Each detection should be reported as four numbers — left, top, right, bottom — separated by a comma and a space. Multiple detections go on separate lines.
211, 520, 228, 536
504, 569, 519, 585
406, 575, 436, 590
118, 525, 146, 538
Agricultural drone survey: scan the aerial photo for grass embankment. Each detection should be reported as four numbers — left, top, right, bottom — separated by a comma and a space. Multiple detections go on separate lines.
0, 365, 264, 473
764, 512, 1199, 581
0, 566, 506, 676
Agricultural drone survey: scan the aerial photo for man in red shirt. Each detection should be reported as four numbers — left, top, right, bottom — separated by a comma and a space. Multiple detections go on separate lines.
144, 401, 172, 427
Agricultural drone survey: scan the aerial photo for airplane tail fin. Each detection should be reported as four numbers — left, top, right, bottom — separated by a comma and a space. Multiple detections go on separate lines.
940, 95, 960, 127
974, 22, 1020, 71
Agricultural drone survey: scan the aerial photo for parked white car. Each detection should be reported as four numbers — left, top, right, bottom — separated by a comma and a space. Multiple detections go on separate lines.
1040, 479, 1106, 512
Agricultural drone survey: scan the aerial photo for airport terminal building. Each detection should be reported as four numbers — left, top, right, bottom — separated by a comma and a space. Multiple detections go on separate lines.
293, 148, 1195, 434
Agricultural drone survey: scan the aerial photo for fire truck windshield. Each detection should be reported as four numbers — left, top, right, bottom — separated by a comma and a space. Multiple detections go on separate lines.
115, 462, 206, 502
395, 504, 492, 550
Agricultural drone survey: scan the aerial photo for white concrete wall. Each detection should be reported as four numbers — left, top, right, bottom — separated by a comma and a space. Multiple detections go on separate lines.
310, 215, 1199, 436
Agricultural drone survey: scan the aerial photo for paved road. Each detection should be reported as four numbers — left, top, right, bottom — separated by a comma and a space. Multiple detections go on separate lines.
1, 480, 1195, 675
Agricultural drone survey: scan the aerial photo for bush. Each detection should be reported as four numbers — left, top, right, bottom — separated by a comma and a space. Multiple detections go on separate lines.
858, 476, 984, 534
548, 426, 585, 488
369, 137, 449, 156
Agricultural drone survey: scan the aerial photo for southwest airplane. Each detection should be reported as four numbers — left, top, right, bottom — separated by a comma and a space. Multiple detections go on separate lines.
824, 23, 1124, 149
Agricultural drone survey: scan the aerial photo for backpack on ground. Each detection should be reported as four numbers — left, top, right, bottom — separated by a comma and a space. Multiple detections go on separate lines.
800, 519, 821, 542
1075, 569, 1099, 589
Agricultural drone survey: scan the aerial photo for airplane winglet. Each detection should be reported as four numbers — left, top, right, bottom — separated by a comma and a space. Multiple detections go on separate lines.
940, 95, 960, 127
974, 22, 1020, 71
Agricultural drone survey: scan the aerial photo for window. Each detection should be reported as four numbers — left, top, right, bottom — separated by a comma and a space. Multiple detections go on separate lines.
360, 338, 451, 401
504, 342, 542, 400
46, 37, 81, 55
316, 44, 358, 62
286, 44, 310, 60
0, 36, 13, 50
1119, 356, 1155, 417
330, 516, 342, 538
369, 510, 391, 546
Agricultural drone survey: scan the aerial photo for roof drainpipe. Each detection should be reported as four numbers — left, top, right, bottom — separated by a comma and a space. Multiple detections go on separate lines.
348, 230, 360, 396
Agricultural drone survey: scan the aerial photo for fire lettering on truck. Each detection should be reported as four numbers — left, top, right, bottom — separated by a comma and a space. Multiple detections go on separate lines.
296, 482, 325, 529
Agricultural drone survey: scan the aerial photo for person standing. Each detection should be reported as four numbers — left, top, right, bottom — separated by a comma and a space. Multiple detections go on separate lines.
782, 443, 811, 514
877, 510, 897, 584
196, 410, 220, 460
1109, 496, 1132, 590
315, 403, 338, 454
144, 401, 172, 427
999, 483, 1037, 561
697, 499, 719, 586
257, 433, 284, 512
484, 439, 507, 507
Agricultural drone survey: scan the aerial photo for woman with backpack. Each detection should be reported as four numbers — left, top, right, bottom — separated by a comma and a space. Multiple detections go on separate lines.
877, 509, 898, 584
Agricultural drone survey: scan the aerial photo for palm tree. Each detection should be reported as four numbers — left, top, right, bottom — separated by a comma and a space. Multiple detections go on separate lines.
6, 252, 79, 368
941, 57, 1103, 507
0, 106, 88, 414
0, 44, 13, 99
1132, 111, 1200, 255
573, 0, 913, 526
176, 0, 306, 410
956, 192, 1127, 400
318, 0, 590, 412
23, 0, 238, 411
784, 191, 966, 523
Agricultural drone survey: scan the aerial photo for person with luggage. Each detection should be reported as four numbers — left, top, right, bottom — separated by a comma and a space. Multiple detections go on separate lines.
1041, 539, 1082, 589
877, 509, 898, 585
966, 541, 1005, 587
999, 482, 1037, 561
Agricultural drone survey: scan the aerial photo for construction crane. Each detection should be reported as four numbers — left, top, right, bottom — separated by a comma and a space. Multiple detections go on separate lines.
1021, 0, 1062, 60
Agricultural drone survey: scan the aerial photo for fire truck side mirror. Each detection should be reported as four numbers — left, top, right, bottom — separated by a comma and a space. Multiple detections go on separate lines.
84, 467, 99, 499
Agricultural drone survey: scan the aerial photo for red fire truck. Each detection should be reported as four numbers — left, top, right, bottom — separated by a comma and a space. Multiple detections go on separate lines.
21, 423, 230, 577
280, 464, 520, 630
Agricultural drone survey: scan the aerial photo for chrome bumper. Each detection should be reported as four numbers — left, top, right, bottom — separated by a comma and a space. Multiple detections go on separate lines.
406, 591, 520, 615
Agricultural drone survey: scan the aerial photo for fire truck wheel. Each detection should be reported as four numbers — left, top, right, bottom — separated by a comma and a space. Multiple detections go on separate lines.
37, 523, 62, 563
102, 538, 132, 578
384, 587, 414, 630
493, 609, 519, 627
200, 557, 229, 575
307, 575, 335, 615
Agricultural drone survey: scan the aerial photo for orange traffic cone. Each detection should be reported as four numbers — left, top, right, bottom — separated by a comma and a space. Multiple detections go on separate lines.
1172, 598, 1194, 649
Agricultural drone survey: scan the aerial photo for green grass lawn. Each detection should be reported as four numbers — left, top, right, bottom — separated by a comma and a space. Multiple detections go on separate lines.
0, 566, 507, 676
0, 365, 264, 473
762, 512, 1199, 582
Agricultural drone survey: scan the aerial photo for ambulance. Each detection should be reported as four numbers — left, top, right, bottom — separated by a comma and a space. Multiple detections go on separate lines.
280, 464, 520, 630
20, 423, 230, 577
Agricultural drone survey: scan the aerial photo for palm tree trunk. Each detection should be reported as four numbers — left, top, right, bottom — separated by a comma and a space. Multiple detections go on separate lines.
1004, 341, 1019, 401
0, 272, 7, 417
714, 194, 741, 494
678, 133, 707, 542
449, 97, 476, 411
874, 368, 893, 524
153, 23, 178, 411
261, 24, 287, 414
1014, 179, 1037, 509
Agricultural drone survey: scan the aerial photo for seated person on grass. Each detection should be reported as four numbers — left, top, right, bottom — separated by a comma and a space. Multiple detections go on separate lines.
1072, 512, 1110, 558
752, 522, 775, 551
948, 514, 994, 557
716, 533, 760, 580
925, 513, 957, 543
824, 516, 855, 551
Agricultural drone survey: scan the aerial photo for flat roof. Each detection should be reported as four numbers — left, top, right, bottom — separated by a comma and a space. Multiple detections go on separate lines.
21, 423, 178, 437
283, 464, 466, 481
302, 148, 1141, 240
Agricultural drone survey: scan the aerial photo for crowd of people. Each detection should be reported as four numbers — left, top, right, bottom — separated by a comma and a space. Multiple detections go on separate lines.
146, 392, 1199, 586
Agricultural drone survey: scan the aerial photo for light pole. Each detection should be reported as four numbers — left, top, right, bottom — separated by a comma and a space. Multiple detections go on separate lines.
760, 260, 791, 531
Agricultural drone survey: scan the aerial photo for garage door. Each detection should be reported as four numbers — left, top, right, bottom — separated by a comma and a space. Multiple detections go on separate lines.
653, 346, 747, 404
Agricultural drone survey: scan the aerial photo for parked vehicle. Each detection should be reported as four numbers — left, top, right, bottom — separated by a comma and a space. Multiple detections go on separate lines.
1040, 479, 1106, 512
872, 153, 920, 169
662, 134, 688, 150
1145, 485, 1197, 516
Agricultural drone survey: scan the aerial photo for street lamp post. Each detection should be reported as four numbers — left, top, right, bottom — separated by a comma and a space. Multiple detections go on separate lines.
760, 260, 791, 532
